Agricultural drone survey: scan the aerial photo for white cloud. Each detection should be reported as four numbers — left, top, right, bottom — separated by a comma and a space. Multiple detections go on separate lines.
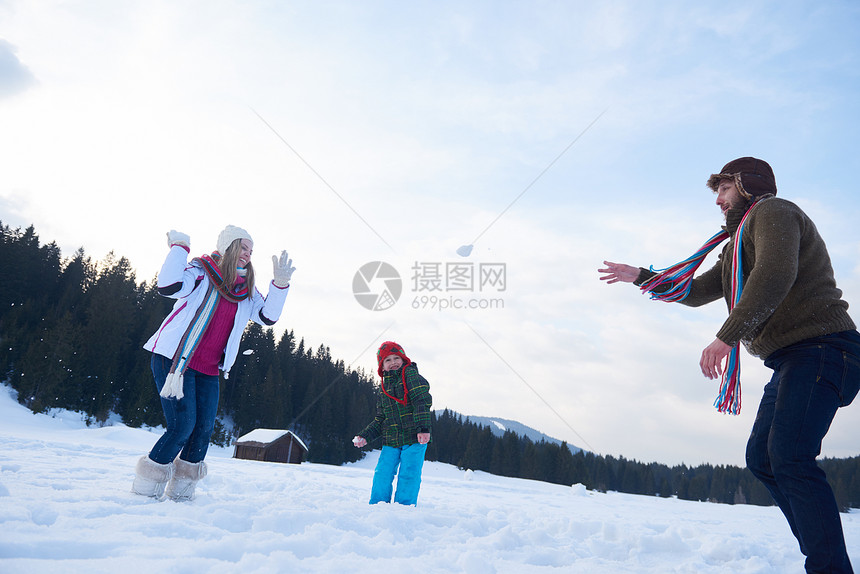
0, 38, 36, 98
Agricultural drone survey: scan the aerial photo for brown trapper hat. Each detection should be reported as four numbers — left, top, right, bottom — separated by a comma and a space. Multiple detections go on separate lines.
707, 157, 777, 199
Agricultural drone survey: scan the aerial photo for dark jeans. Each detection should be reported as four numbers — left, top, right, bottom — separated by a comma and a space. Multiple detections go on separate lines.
746, 330, 860, 574
148, 353, 220, 465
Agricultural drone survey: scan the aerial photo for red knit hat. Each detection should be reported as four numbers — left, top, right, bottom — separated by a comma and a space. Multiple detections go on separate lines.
376, 341, 412, 405
376, 341, 411, 377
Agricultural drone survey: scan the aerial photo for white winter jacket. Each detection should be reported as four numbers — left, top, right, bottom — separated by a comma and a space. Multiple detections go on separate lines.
143, 245, 289, 377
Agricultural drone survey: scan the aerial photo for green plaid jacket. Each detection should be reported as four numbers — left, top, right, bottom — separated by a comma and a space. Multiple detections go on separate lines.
359, 363, 432, 448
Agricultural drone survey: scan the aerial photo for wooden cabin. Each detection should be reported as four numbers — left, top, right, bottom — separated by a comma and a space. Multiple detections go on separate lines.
233, 428, 308, 464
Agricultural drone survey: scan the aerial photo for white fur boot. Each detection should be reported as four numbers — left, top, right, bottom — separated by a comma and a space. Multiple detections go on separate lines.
131, 455, 174, 499
166, 457, 207, 501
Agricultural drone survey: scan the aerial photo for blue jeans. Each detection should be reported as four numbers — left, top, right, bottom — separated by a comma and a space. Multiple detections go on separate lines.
148, 353, 220, 465
746, 331, 860, 574
369, 443, 428, 505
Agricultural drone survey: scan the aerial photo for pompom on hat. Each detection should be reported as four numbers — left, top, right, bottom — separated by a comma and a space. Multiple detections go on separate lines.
216, 225, 253, 254
377, 341, 411, 377
706, 157, 777, 199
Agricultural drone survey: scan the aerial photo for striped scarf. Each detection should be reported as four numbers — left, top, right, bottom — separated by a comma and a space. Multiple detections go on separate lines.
159, 253, 249, 399
639, 201, 761, 415
198, 253, 250, 303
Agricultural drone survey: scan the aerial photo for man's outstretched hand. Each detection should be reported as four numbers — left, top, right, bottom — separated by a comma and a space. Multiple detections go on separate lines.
598, 261, 639, 284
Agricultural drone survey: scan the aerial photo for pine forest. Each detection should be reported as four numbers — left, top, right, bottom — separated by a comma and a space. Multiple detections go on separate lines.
3, 221, 860, 511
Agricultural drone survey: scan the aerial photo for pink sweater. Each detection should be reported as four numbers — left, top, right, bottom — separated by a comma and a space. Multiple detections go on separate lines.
187, 276, 241, 376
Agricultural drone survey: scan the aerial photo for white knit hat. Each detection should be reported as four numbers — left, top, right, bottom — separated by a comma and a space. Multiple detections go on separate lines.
216, 225, 253, 254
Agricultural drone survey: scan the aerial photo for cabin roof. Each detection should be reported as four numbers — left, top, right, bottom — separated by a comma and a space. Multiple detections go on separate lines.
235, 428, 308, 451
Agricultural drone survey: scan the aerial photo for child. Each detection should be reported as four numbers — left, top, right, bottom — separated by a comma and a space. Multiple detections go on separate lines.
353, 341, 432, 505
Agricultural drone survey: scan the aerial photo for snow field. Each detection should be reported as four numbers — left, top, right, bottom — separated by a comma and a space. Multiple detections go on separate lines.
1, 386, 854, 573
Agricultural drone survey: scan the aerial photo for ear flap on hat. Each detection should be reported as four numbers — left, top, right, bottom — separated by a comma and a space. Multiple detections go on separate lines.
707, 157, 777, 198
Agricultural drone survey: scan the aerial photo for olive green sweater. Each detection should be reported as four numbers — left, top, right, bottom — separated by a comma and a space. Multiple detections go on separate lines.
635, 196, 855, 359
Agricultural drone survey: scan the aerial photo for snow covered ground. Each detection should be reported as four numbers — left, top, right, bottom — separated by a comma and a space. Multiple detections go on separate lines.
1, 384, 857, 574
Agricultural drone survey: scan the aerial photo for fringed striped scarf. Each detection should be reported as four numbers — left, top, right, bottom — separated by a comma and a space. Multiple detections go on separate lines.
198, 253, 250, 303
159, 252, 250, 399
639, 201, 761, 415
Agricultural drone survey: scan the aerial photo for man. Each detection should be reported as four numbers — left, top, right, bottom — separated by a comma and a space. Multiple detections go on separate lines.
599, 157, 860, 573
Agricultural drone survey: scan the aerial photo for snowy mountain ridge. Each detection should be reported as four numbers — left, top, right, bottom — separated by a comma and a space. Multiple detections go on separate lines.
452, 411, 583, 453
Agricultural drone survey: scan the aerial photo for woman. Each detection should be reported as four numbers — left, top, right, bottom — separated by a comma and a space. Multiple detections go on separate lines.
132, 225, 295, 501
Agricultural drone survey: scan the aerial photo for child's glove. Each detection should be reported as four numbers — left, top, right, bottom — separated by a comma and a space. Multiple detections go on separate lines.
272, 251, 295, 288
166, 230, 190, 249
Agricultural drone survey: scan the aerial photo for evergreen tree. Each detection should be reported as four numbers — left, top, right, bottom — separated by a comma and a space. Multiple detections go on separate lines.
77, 253, 139, 421
459, 425, 494, 471
226, 323, 275, 433
118, 278, 172, 428
8, 220, 860, 511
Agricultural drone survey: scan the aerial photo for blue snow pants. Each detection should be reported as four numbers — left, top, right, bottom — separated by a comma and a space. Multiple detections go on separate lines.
369, 443, 428, 506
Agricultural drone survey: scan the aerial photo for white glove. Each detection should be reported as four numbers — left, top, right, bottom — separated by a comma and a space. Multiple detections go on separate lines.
272, 251, 295, 287
166, 230, 190, 249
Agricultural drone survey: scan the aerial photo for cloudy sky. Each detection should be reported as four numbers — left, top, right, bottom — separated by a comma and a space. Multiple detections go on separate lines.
2, 1, 860, 467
